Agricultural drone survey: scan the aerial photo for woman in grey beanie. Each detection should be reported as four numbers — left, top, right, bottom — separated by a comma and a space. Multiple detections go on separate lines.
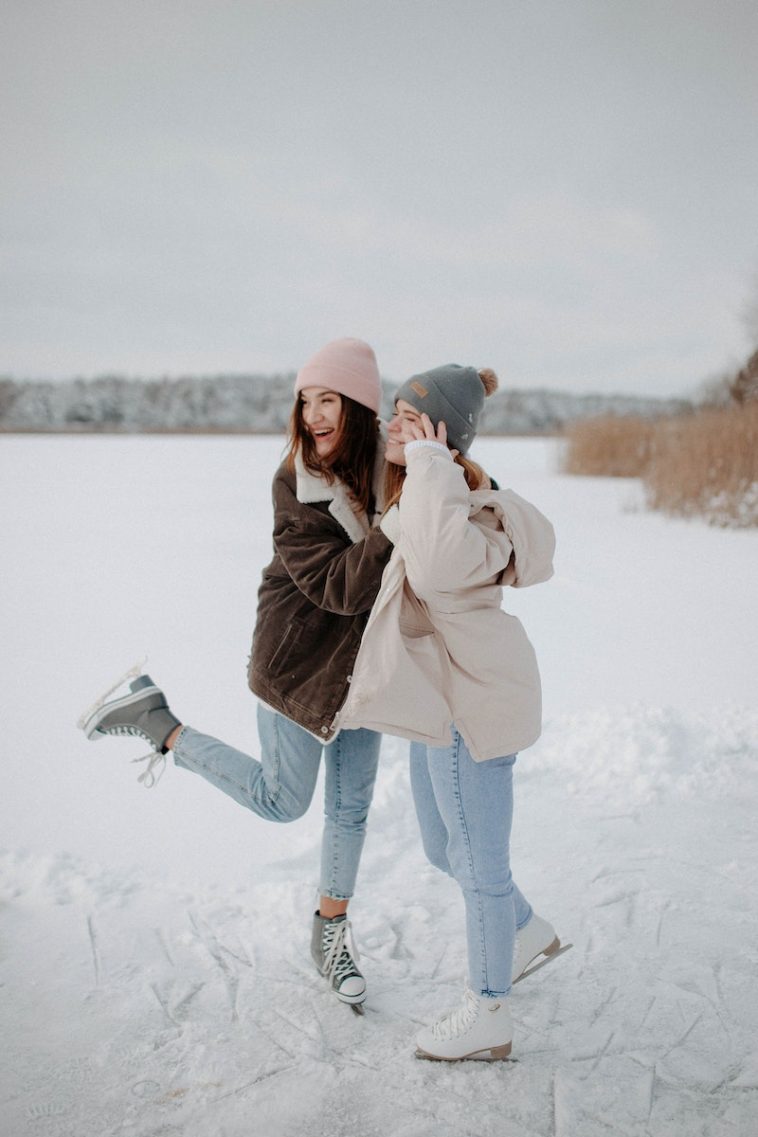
338, 363, 567, 1060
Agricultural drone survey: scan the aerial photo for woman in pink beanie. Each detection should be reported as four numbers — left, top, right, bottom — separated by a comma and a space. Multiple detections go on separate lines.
80, 338, 393, 1013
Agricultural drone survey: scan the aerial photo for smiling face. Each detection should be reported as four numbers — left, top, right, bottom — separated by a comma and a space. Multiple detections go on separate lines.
299, 386, 344, 458
385, 398, 425, 466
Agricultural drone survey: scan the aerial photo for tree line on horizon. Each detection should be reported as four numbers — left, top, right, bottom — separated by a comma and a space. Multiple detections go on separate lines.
0, 373, 690, 436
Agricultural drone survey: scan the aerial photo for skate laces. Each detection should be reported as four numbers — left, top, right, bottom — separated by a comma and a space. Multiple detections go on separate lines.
131, 749, 167, 788
97, 723, 166, 788
431, 988, 480, 1041
321, 919, 361, 983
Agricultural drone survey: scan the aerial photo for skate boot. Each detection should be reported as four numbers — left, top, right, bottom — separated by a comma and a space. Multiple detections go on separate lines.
512, 913, 570, 983
78, 670, 181, 786
311, 911, 366, 1011
416, 987, 513, 1062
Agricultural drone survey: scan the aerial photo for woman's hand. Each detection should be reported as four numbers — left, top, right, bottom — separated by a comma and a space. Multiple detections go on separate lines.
407, 413, 459, 459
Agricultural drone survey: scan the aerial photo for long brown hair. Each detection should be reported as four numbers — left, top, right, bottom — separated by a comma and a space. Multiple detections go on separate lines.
383, 452, 490, 512
285, 394, 379, 515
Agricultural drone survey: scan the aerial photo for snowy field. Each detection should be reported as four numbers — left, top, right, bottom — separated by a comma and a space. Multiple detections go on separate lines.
1, 433, 757, 1137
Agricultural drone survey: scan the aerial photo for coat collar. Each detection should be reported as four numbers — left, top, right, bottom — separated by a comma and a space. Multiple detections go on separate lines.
294, 429, 387, 545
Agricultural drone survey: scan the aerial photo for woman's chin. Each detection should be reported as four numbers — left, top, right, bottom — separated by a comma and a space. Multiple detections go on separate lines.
311, 433, 337, 458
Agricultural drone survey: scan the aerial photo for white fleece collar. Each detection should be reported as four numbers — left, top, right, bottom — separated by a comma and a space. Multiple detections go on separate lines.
294, 429, 387, 545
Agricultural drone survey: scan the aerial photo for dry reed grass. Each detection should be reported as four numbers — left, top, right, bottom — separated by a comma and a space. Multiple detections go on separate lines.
644, 401, 758, 528
563, 402, 758, 527
562, 415, 655, 478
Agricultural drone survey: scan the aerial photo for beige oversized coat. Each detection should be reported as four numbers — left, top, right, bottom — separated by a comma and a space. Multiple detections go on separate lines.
335, 442, 556, 760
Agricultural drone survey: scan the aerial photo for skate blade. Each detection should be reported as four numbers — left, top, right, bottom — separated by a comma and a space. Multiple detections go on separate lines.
77, 658, 147, 733
513, 941, 573, 985
415, 1044, 516, 1063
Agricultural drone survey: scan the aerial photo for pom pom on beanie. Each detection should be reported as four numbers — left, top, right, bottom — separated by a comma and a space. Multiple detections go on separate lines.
394, 364, 498, 453
294, 338, 381, 415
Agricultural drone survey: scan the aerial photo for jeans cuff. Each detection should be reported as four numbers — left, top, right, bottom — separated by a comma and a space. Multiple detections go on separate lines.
171, 724, 191, 762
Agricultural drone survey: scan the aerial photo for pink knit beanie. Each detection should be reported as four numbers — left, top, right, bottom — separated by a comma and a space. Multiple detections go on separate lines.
294, 338, 381, 414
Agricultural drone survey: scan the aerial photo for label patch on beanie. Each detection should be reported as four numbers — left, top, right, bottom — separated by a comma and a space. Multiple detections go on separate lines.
410, 381, 428, 398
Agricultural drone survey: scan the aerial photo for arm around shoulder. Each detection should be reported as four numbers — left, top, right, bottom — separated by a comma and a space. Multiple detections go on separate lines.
271, 469, 393, 615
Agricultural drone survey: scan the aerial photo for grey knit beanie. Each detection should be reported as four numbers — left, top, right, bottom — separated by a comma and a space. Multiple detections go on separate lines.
395, 363, 486, 454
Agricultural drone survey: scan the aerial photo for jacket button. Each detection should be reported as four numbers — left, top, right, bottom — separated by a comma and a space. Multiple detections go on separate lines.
346, 675, 352, 683
320, 726, 328, 735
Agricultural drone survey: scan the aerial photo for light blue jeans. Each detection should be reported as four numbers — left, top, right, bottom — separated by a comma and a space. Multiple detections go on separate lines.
173, 705, 381, 900
409, 726, 533, 997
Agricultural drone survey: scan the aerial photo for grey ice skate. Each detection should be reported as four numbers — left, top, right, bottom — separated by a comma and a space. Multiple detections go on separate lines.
78, 665, 180, 786
311, 911, 366, 1013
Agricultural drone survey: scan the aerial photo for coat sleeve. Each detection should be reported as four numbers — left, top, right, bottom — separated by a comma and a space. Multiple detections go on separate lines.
397, 445, 514, 597
272, 471, 393, 615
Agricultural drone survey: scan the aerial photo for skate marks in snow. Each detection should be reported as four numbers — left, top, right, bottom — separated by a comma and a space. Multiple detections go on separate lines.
514, 717, 758, 1136
184, 906, 255, 1021
348, 718, 758, 1135
86, 913, 101, 986
1, 871, 755, 1137
0, 864, 333, 1135
3, 697, 758, 1137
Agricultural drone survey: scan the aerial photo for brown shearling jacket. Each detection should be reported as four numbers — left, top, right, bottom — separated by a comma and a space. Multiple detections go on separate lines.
247, 446, 392, 740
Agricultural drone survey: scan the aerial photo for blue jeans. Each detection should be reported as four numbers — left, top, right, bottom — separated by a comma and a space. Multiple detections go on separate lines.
173, 705, 381, 900
409, 727, 533, 997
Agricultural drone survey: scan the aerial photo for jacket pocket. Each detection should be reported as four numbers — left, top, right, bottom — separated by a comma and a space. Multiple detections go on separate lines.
267, 617, 306, 676
399, 620, 434, 639
400, 580, 435, 638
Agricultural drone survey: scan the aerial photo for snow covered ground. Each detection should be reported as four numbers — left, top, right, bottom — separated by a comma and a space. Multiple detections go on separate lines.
1, 434, 757, 1137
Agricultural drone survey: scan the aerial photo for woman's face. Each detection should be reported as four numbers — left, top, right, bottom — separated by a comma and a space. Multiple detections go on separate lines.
386, 398, 425, 466
300, 387, 343, 458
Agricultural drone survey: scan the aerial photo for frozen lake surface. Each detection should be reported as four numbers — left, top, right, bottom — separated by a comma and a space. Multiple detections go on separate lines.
1, 434, 757, 1136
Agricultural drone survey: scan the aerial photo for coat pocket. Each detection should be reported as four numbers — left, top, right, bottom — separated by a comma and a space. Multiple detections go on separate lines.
267, 617, 307, 676
400, 580, 435, 638
399, 620, 434, 639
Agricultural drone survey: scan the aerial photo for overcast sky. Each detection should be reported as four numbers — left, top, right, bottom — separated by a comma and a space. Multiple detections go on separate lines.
2, 0, 757, 395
